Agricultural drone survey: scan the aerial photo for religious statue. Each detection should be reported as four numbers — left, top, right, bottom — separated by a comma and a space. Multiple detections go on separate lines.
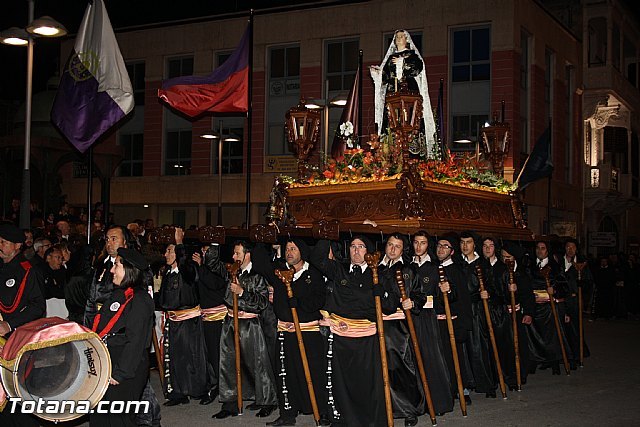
370, 29, 437, 158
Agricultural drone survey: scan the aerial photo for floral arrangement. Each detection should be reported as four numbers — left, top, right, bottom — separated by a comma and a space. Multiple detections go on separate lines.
339, 121, 356, 148
285, 121, 515, 194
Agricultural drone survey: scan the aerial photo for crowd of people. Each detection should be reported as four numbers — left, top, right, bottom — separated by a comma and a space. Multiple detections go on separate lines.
4, 204, 639, 426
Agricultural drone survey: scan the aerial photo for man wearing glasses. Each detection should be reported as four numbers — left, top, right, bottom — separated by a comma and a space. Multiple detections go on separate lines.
435, 233, 473, 406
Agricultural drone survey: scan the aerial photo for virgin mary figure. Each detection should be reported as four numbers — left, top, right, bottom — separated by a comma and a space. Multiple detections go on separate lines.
370, 29, 438, 158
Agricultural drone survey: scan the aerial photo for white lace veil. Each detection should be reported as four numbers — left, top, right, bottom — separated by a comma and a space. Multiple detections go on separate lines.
370, 30, 437, 158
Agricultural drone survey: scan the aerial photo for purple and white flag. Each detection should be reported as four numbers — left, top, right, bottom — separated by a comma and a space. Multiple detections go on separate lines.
51, 0, 133, 153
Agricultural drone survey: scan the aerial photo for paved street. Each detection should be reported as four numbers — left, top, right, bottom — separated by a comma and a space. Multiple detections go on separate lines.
49, 318, 640, 426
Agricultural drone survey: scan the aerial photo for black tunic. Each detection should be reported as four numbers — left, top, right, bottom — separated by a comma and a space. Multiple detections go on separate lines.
0, 254, 45, 330
311, 240, 393, 427
218, 266, 278, 409
378, 259, 426, 418
254, 249, 328, 420
560, 258, 591, 363
90, 286, 154, 427
411, 259, 454, 414
158, 248, 213, 400
198, 244, 228, 393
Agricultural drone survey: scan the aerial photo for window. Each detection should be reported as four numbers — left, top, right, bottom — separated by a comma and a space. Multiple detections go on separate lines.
216, 52, 232, 68
624, 36, 637, 87
451, 114, 488, 150
165, 130, 192, 175
452, 27, 490, 82
520, 30, 531, 153
565, 65, 574, 184
267, 45, 300, 155
167, 56, 193, 78
325, 39, 359, 92
612, 24, 620, 71
384, 31, 423, 55
215, 124, 244, 174
588, 17, 606, 67
449, 26, 491, 149
125, 62, 145, 106
118, 133, 143, 176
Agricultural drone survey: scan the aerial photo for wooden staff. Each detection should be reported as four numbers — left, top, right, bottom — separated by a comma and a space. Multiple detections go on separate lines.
574, 262, 587, 368
437, 265, 467, 417
226, 260, 243, 414
475, 265, 507, 399
275, 269, 321, 426
505, 261, 522, 391
364, 252, 393, 427
151, 328, 164, 385
395, 270, 437, 426
540, 266, 570, 375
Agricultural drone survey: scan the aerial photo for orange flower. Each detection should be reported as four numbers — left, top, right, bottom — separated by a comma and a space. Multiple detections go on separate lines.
323, 170, 334, 179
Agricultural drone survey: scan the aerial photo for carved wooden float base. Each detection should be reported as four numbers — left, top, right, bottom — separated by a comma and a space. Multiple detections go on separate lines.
286, 176, 532, 240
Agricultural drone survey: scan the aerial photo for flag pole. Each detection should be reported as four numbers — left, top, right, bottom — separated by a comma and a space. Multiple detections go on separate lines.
244, 10, 254, 230
545, 118, 553, 234
86, 147, 93, 245
514, 153, 531, 187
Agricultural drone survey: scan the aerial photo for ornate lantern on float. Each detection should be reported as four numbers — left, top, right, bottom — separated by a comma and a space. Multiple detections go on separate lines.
385, 90, 423, 172
285, 99, 321, 182
480, 104, 511, 177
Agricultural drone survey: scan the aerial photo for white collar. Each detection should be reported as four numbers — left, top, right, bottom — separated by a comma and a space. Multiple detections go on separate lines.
537, 257, 549, 268
413, 253, 431, 266
349, 263, 368, 273
106, 256, 115, 264
169, 266, 179, 274
440, 258, 453, 267
489, 256, 498, 266
464, 252, 480, 264
293, 261, 309, 281
564, 256, 574, 272
241, 262, 253, 275
380, 255, 403, 267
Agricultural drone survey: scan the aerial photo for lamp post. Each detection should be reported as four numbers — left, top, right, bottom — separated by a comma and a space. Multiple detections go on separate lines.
305, 81, 348, 160
201, 122, 240, 225
0, 0, 66, 229
285, 100, 321, 183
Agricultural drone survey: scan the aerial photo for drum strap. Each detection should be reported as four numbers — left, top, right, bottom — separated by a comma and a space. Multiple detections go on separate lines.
0, 261, 31, 314
92, 288, 135, 338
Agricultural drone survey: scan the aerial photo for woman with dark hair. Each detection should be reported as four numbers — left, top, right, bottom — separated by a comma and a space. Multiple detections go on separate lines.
90, 247, 154, 427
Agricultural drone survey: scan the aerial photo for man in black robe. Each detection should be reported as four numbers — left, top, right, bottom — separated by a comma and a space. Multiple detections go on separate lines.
213, 240, 278, 419
192, 244, 228, 405
158, 228, 213, 406
560, 238, 591, 368
497, 240, 535, 387
528, 240, 568, 375
377, 233, 425, 426
311, 235, 394, 427
435, 233, 473, 405
459, 231, 494, 398
410, 230, 454, 415
253, 239, 329, 426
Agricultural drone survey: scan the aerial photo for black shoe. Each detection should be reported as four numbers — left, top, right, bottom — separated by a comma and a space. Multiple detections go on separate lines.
464, 395, 472, 405
199, 388, 218, 405
405, 416, 418, 426
163, 397, 189, 406
213, 409, 238, 419
539, 363, 550, 370
552, 364, 561, 375
570, 360, 577, 370
247, 403, 261, 410
319, 416, 331, 426
257, 406, 277, 418
266, 417, 296, 426
485, 391, 497, 398
508, 385, 520, 392
436, 412, 445, 416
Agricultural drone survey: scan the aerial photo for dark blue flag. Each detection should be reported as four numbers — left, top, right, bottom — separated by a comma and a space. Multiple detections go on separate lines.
518, 127, 554, 189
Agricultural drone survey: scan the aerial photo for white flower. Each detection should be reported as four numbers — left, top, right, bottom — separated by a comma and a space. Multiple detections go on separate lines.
339, 121, 354, 137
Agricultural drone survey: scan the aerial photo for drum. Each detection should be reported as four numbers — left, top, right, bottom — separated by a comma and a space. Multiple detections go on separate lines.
0, 317, 111, 422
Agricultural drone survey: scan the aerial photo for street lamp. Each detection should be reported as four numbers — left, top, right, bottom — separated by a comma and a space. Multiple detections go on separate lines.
306, 84, 348, 159
1, 0, 67, 229
201, 123, 240, 225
